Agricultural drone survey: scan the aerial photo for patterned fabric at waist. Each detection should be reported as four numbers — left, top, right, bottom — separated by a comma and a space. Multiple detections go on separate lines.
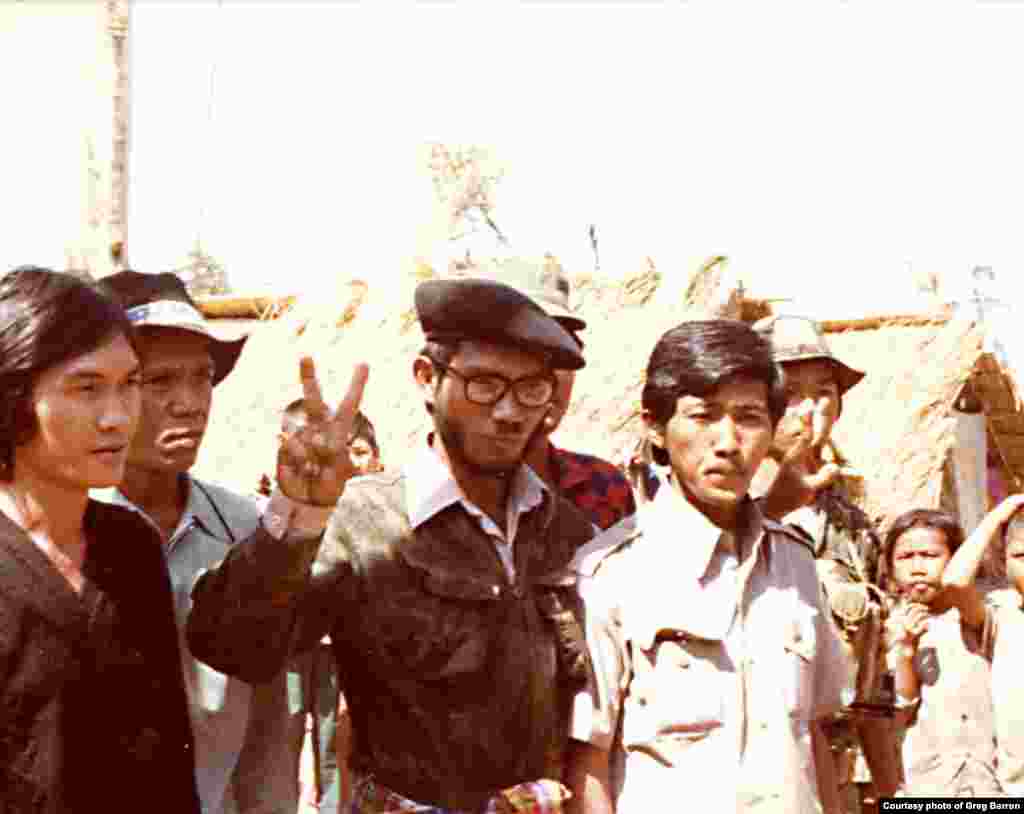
350, 773, 570, 814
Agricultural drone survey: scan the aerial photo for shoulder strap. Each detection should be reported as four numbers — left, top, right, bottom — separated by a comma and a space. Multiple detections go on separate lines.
764, 518, 817, 558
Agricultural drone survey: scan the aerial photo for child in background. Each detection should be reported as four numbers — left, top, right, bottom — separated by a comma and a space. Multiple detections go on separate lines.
941, 493, 1024, 797
884, 508, 1005, 798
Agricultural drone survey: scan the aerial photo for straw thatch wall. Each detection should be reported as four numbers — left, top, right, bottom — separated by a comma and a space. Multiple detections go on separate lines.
826, 318, 1024, 531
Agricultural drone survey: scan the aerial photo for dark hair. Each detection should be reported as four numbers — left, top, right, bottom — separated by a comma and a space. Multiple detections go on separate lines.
419, 340, 460, 369
283, 398, 379, 455
641, 320, 785, 466
883, 508, 965, 574
350, 411, 379, 454
418, 340, 460, 416
0, 266, 138, 480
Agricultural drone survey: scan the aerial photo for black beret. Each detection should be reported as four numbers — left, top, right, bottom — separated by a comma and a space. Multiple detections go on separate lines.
415, 278, 585, 370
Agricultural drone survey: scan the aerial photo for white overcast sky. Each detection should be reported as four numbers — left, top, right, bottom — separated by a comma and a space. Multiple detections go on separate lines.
8, 2, 1024, 317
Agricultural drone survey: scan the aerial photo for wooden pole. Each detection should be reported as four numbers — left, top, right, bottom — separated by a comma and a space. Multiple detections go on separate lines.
106, 0, 130, 276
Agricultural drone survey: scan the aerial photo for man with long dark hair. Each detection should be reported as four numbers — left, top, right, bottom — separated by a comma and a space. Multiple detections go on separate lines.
94, 270, 296, 814
0, 266, 199, 813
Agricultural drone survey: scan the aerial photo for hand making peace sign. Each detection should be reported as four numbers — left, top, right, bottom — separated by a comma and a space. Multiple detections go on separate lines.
276, 357, 370, 507
761, 401, 840, 519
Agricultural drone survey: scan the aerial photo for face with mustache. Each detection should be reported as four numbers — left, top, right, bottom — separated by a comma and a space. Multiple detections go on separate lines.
889, 525, 953, 606
128, 328, 215, 475
418, 340, 552, 477
647, 374, 774, 530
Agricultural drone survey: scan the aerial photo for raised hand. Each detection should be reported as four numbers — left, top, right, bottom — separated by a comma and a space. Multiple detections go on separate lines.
885, 601, 930, 650
761, 403, 839, 519
276, 357, 369, 507
991, 492, 1024, 526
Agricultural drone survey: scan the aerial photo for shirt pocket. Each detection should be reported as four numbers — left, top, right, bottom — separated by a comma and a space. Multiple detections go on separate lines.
627, 633, 725, 739
781, 612, 818, 717
370, 563, 500, 682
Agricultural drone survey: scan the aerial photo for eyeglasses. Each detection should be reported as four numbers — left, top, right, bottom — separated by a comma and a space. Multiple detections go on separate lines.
431, 360, 555, 408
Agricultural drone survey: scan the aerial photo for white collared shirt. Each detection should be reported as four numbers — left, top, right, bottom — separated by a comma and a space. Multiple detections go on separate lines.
575, 483, 851, 814
403, 441, 548, 580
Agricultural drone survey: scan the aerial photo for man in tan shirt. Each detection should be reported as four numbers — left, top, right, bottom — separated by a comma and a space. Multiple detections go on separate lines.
566, 320, 851, 814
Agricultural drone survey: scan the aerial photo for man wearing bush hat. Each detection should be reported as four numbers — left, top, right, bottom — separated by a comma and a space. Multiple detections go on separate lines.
753, 313, 898, 814
188, 277, 598, 813
93, 270, 296, 814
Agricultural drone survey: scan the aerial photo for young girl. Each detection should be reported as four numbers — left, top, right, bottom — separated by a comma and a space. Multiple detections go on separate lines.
941, 493, 1024, 797
0, 267, 199, 812
884, 508, 1004, 798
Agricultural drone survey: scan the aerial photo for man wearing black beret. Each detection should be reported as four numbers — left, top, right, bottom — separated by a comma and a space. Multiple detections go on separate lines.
188, 278, 597, 812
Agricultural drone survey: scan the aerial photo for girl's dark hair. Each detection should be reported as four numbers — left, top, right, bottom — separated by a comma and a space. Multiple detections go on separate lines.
883, 508, 965, 573
350, 411, 379, 455
0, 266, 137, 480
641, 320, 786, 465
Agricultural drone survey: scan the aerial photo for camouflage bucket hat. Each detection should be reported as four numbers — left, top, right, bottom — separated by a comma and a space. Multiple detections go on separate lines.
753, 314, 865, 396
479, 255, 586, 332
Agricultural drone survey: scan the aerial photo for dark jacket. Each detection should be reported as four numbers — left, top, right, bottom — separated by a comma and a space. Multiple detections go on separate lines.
0, 501, 200, 814
188, 469, 595, 811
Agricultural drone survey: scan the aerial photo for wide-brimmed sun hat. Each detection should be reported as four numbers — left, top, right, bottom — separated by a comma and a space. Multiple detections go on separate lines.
753, 314, 865, 396
97, 270, 247, 386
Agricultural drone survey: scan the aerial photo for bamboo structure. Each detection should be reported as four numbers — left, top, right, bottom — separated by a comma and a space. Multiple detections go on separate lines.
107, 0, 130, 272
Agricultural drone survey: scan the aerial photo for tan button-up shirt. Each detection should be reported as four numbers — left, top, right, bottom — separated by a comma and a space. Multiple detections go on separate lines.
573, 485, 851, 814
900, 604, 1001, 797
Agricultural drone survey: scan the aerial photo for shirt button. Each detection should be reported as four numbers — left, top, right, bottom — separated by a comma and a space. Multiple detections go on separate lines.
961, 713, 969, 722
491, 585, 501, 597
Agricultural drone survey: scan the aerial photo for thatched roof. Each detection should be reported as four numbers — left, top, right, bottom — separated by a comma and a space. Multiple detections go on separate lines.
193, 276, 1024, 542
825, 315, 1023, 531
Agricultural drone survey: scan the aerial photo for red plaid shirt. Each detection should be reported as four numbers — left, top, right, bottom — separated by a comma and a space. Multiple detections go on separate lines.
548, 445, 636, 531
